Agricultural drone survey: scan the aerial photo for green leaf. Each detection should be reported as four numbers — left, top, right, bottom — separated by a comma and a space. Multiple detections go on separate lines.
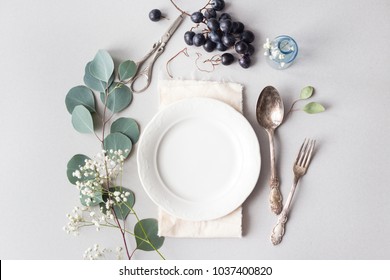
118, 60, 137, 81
103, 132, 132, 159
79, 186, 103, 207
110, 118, 140, 144
110, 187, 135, 220
300, 86, 314, 100
66, 154, 91, 184
303, 102, 325, 114
134, 218, 164, 251
84, 61, 114, 92
65, 85, 96, 114
71, 105, 94, 133
89, 50, 114, 83
100, 82, 133, 113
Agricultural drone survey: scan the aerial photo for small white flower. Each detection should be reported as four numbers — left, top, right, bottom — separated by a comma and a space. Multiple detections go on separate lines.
114, 191, 120, 197
263, 38, 271, 49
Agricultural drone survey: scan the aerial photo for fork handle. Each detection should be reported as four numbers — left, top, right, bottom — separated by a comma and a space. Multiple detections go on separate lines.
270, 176, 299, 245
270, 211, 288, 245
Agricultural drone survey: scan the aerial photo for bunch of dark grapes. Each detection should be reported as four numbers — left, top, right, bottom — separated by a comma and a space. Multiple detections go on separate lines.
184, 0, 255, 69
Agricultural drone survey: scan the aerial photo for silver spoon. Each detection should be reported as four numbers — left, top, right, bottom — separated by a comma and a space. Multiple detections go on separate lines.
256, 86, 284, 215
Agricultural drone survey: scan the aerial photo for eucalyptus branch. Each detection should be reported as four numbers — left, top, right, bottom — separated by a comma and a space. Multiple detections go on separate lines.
65, 50, 164, 260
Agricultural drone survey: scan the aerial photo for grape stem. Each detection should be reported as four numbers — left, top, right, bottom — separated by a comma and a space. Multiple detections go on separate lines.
170, 0, 212, 16
204, 54, 221, 66
166, 47, 189, 78
169, 0, 191, 16
195, 52, 217, 73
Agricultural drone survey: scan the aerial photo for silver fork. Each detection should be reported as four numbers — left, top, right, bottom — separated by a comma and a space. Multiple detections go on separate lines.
270, 139, 316, 245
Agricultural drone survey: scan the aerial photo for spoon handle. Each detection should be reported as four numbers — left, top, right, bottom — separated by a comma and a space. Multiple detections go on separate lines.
268, 130, 283, 215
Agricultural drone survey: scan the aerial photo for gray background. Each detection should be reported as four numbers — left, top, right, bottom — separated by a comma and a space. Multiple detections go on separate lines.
0, 0, 389, 259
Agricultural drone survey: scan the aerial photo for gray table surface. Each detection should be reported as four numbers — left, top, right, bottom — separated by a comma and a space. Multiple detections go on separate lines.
1, 0, 389, 260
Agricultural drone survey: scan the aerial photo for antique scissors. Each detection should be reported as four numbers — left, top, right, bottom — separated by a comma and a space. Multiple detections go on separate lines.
128, 13, 185, 93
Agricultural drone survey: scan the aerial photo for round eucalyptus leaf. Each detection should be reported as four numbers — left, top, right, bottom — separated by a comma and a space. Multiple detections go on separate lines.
89, 50, 114, 83
119, 60, 137, 81
100, 82, 133, 113
110, 118, 140, 144
66, 154, 90, 184
134, 218, 165, 251
65, 85, 96, 114
109, 186, 135, 220
300, 86, 314, 100
84, 61, 114, 92
103, 132, 132, 158
71, 105, 94, 133
303, 102, 325, 114
79, 186, 103, 207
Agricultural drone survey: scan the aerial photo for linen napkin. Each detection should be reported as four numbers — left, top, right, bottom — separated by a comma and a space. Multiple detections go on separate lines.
157, 79, 244, 238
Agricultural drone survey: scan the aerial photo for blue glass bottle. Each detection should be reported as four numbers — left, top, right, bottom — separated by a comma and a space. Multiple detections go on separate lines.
264, 35, 298, 69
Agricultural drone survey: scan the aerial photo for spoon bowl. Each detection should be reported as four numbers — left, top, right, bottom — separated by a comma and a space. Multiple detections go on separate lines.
256, 86, 284, 130
256, 86, 284, 214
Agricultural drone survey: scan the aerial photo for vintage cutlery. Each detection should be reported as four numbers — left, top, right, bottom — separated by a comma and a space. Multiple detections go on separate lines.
256, 86, 284, 214
127, 13, 184, 93
270, 139, 316, 245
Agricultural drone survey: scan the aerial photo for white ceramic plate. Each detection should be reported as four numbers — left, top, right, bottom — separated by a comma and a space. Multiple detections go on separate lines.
137, 97, 261, 221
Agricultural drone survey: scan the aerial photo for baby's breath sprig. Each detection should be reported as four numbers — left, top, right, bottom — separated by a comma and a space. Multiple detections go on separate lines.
64, 50, 165, 260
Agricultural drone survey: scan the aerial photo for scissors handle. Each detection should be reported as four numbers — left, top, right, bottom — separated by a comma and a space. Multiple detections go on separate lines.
129, 43, 165, 93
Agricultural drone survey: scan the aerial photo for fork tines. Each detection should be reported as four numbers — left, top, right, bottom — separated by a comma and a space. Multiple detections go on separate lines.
296, 139, 316, 168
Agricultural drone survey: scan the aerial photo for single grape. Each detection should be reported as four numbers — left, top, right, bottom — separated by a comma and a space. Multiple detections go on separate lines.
149, 9, 162, 22
216, 42, 228, 51
234, 41, 248, 54
209, 30, 221, 43
191, 11, 204, 23
207, 18, 219, 31
221, 33, 236, 48
204, 8, 217, 19
219, 13, 232, 21
203, 39, 217, 52
238, 55, 251, 68
219, 19, 233, 33
241, 30, 255, 43
231, 21, 245, 34
221, 53, 235, 65
184, 31, 195, 46
246, 43, 255, 56
193, 33, 206, 46
211, 0, 225, 11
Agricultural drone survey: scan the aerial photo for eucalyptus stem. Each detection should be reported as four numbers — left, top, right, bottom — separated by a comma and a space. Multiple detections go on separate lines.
101, 222, 165, 259
285, 99, 302, 121
125, 203, 166, 260
101, 87, 132, 260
